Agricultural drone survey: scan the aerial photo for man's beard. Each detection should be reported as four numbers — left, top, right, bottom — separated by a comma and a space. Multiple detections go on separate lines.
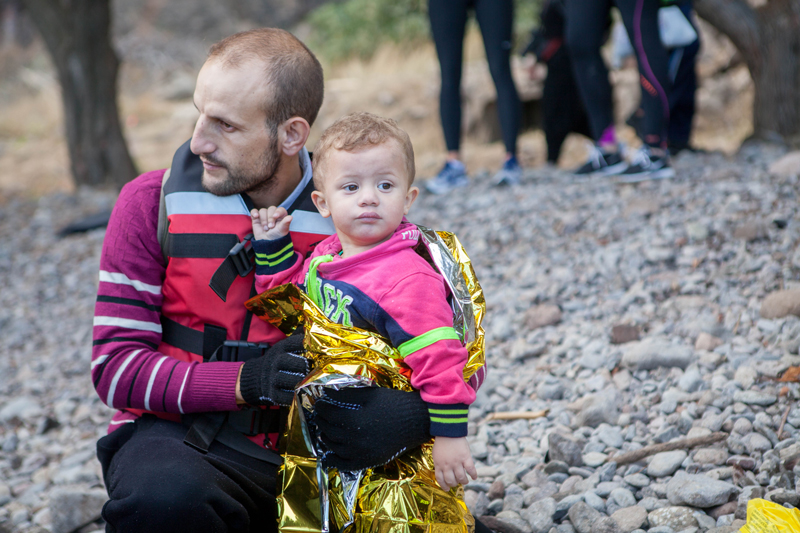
201, 133, 282, 198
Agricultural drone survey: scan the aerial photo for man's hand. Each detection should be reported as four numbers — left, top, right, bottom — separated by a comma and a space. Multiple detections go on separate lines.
314, 387, 431, 471
250, 207, 293, 241
432, 436, 477, 491
238, 330, 309, 406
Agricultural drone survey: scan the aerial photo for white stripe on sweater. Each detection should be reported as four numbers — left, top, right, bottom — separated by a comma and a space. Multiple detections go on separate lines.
176, 365, 192, 415
91, 354, 108, 369
99, 271, 161, 294
143, 357, 168, 411
93, 316, 162, 333
107, 350, 141, 408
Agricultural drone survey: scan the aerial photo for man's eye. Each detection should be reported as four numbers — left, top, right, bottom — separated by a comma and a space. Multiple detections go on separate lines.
220, 120, 234, 130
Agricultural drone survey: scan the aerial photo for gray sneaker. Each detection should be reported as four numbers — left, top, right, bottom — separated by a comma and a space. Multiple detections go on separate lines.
617, 145, 675, 183
425, 160, 468, 194
493, 156, 522, 186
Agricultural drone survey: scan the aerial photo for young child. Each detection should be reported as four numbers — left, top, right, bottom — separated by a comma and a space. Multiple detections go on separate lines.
249, 112, 477, 491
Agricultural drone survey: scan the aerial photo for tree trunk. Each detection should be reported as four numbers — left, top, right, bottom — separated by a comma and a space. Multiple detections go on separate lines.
21, 0, 137, 188
695, 0, 800, 144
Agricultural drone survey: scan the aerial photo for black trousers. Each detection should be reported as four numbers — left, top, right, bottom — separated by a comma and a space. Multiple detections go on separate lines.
565, 0, 670, 148
97, 416, 278, 533
429, 0, 521, 155
97, 416, 495, 533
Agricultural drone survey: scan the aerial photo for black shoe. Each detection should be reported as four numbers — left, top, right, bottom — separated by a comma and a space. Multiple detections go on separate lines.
573, 145, 628, 176
618, 146, 675, 182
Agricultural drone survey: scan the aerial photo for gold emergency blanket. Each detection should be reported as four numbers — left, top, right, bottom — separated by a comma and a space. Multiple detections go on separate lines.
245, 227, 485, 533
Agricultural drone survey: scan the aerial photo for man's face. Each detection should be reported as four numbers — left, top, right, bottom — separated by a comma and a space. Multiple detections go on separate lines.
190, 58, 281, 197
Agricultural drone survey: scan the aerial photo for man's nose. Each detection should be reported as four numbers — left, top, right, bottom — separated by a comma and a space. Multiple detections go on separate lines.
190, 116, 215, 155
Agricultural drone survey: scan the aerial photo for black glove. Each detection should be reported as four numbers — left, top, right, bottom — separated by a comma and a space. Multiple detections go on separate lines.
314, 387, 431, 471
239, 330, 309, 406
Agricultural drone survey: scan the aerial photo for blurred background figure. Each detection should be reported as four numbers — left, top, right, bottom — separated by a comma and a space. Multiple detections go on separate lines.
425, 0, 522, 194
616, 0, 700, 157
566, 0, 673, 181
522, 0, 591, 166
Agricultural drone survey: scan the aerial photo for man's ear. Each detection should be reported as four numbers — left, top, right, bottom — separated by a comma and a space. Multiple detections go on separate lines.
404, 186, 419, 215
311, 190, 331, 218
279, 117, 311, 157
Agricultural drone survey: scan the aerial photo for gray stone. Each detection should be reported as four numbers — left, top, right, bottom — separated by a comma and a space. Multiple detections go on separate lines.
648, 506, 698, 531
523, 497, 557, 533
692, 448, 728, 465
549, 433, 584, 467
666, 473, 739, 508
584, 491, 606, 513
623, 473, 650, 488
582, 452, 608, 467
609, 487, 637, 508
741, 432, 773, 454
647, 451, 687, 477
596, 425, 625, 448
494, 511, 533, 533
567, 501, 602, 533
0, 396, 43, 422
733, 390, 778, 406
49, 488, 108, 533
465, 490, 490, 517
621, 340, 693, 371
593, 516, 622, 533
575, 392, 619, 428
0, 484, 10, 506
611, 505, 648, 532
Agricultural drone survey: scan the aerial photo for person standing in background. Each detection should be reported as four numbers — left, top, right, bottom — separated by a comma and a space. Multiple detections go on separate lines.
566, 0, 674, 181
425, 0, 523, 194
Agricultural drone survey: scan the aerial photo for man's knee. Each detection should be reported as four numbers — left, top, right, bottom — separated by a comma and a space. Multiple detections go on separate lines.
103, 452, 247, 532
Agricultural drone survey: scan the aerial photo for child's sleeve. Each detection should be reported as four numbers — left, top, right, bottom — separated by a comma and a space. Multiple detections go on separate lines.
373, 271, 476, 438
252, 234, 307, 293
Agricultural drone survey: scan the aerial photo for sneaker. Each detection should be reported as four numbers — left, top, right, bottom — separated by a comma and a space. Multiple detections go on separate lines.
618, 145, 675, 182
493, 156, 522, 186
573, 144, 628, 176
425, 160, 468, 195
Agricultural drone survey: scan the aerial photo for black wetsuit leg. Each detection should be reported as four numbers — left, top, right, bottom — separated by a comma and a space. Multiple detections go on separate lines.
667, 2, 699, 151
564, 0, 615, 142
474, 0, 520, 156
616, 0, 671, 148
429, 0, 470, 153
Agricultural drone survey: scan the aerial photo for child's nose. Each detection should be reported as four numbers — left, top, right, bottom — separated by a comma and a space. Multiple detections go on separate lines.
359, 190, 378, 205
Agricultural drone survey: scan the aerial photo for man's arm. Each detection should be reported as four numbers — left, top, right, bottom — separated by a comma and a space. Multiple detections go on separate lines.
92, 171, 242, 415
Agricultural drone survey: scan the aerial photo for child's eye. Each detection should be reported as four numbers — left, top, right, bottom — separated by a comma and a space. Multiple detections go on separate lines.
344, 184, 358, 192
378, 183, 392, 191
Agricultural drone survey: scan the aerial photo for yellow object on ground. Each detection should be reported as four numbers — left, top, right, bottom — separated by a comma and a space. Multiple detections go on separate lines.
739, 498, 800, 533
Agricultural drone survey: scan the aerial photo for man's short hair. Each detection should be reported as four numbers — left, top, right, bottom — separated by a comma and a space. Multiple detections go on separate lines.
312, 112, 415, 189
208, 28, 324, 127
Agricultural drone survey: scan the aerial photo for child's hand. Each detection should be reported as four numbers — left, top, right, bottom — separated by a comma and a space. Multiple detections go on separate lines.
250, 207, 293, 240
432, 436, 477, 492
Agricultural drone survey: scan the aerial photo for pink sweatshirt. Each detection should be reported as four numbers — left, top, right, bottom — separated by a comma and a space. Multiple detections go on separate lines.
253, 222, 476, 437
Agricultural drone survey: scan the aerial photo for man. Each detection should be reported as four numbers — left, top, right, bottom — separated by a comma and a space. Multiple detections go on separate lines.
92, 28, 485, 532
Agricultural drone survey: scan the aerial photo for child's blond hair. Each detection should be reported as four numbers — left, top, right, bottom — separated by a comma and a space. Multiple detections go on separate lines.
312, 112, 415, 189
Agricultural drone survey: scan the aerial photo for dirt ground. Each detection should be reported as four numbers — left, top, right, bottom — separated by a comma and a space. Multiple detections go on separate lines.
0, 21, 753, 199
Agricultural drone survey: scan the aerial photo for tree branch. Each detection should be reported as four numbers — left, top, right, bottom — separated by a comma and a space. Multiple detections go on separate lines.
694, 0, 762, 71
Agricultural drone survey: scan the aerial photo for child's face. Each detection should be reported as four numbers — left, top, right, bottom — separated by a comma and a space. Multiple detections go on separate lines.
311, 141, 418, 256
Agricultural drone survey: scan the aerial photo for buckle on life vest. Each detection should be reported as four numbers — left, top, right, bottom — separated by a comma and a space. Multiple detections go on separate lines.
213, 340, 270, 363
209, 234, 256, 302
229, 234, 255, 277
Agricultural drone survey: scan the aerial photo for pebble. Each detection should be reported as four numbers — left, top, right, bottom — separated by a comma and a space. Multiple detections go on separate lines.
4, 149, 800, 531
648, 451, 688, 478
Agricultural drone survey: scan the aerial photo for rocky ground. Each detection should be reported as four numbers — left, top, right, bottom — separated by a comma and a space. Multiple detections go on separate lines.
1, 144, 800, 533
